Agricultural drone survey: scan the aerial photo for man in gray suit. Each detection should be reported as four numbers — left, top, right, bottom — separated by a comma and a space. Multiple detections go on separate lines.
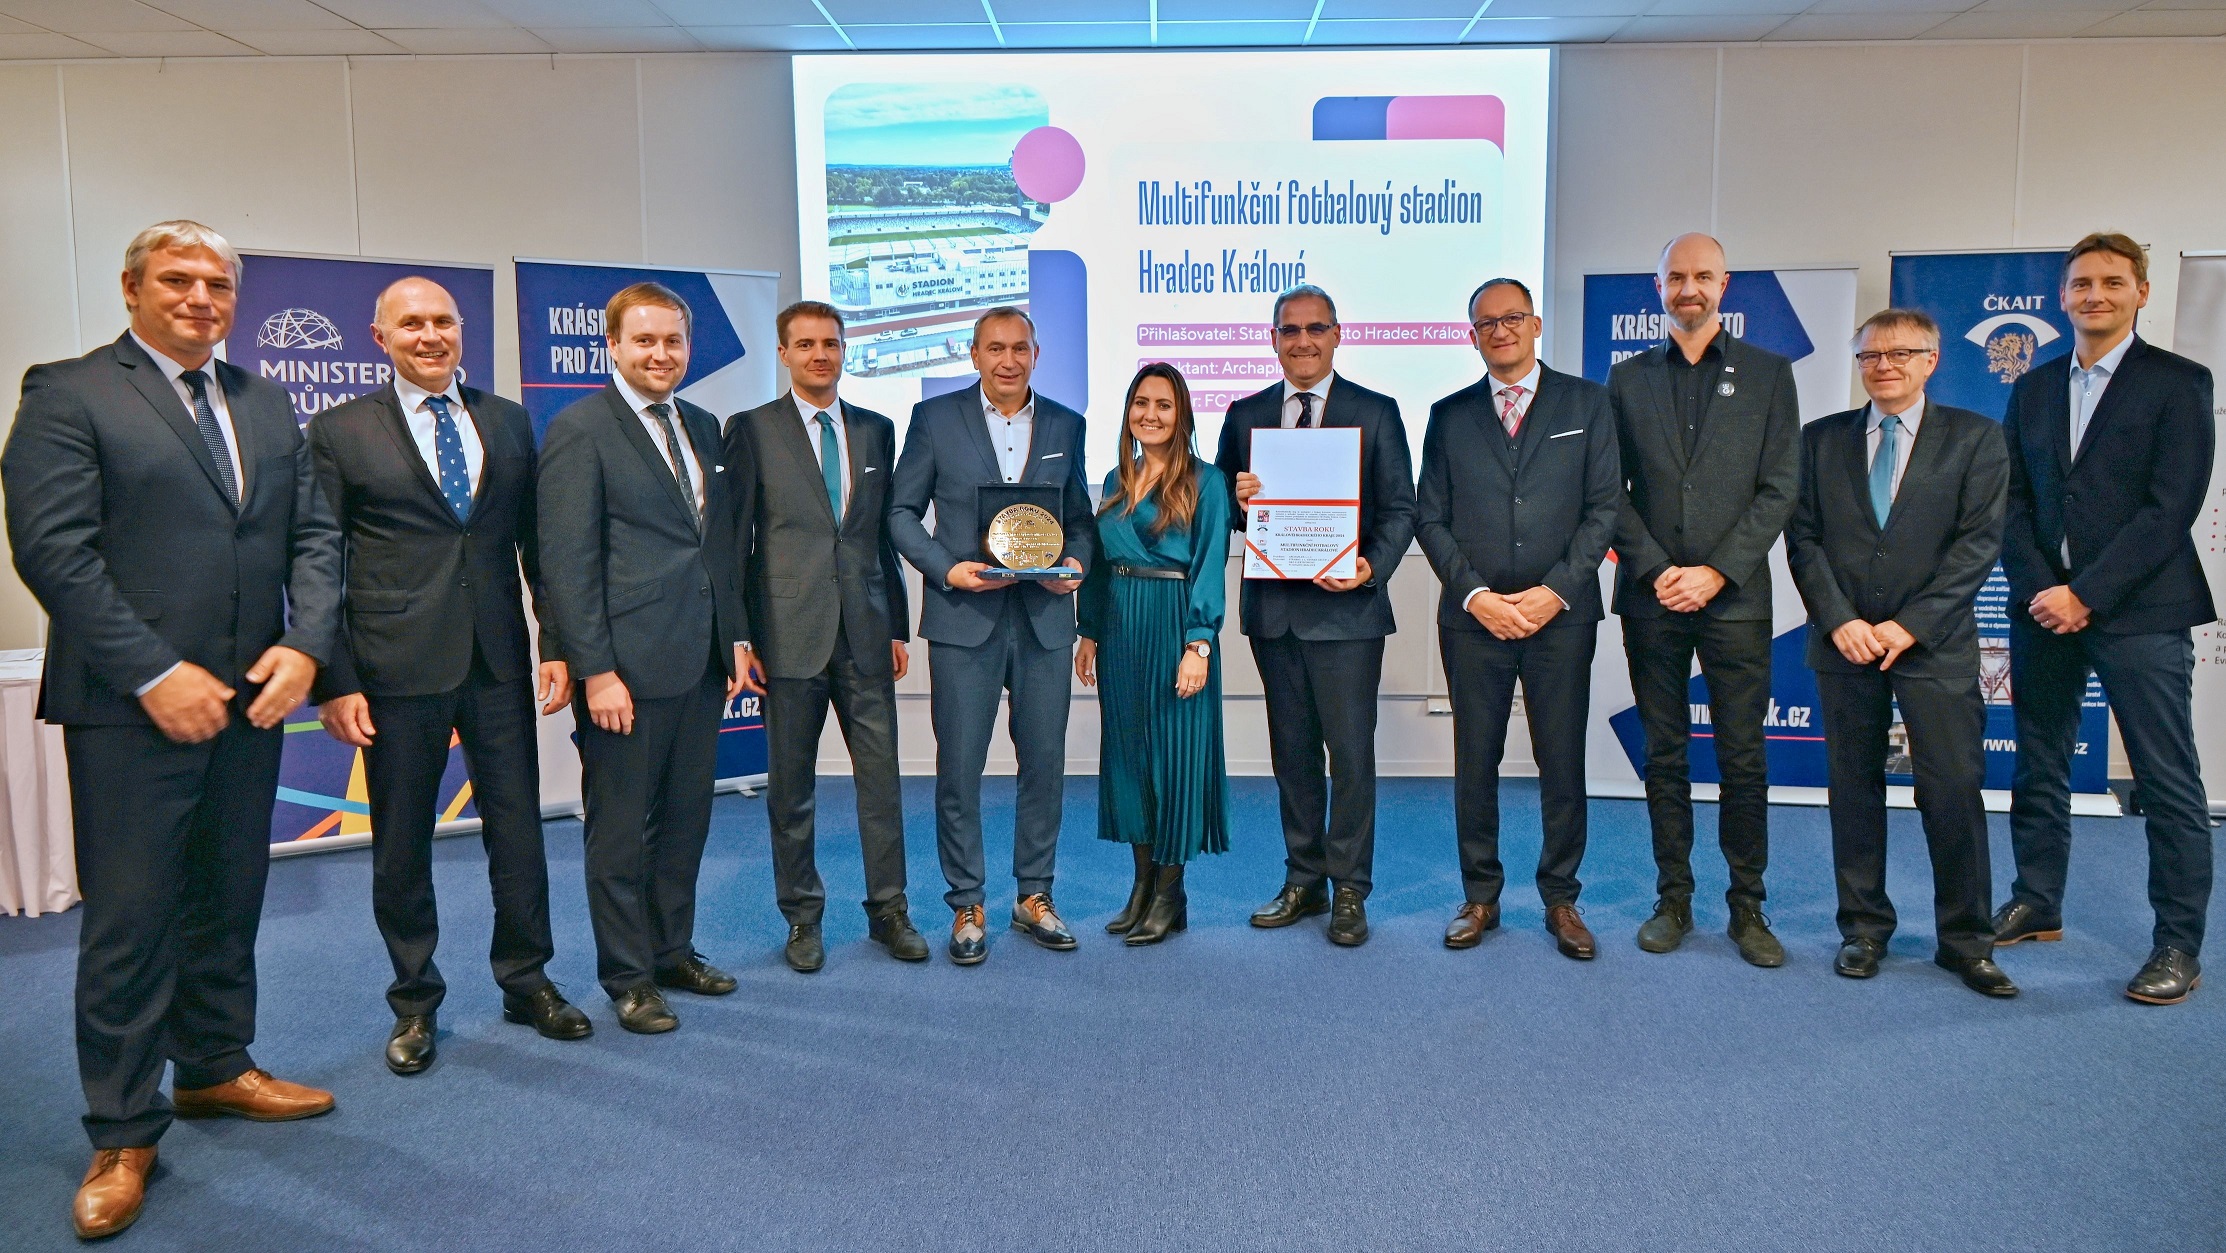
888, 306, 1096, 965
728, 301, 926, 973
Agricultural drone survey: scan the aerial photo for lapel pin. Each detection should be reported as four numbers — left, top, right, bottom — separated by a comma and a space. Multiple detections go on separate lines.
1718, 382, 1736, 397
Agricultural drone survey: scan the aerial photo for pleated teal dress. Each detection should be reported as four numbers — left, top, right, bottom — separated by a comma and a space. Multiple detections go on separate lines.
1077, 462, 1231, 865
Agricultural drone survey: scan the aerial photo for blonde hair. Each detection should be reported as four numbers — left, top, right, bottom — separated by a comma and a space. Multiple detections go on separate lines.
124, 220, 241, 282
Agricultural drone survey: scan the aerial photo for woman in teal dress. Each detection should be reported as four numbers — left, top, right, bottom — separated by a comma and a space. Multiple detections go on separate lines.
1075, 362, 1231, 946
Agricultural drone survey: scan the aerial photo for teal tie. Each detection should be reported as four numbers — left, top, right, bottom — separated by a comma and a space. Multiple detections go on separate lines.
1870, 413, 1901, 527
816, 409, 843, 518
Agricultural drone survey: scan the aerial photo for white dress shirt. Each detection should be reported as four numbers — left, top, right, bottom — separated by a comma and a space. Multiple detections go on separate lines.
982, 389, 1034, 483
1463, 363, 1565, 614
1280, 375, 1333, 428
131, 330, 244, 494
612, 371, 705, 517
1865, 391, 1924, 504
395, 374, 483, 495
2063, 333, 2135, 565
793, 390, 851, 511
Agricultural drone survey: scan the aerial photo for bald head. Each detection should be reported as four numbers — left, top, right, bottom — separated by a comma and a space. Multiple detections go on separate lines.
1655, 233, 1729, 337
370, 276, 464, 393
373, 276, 457, 328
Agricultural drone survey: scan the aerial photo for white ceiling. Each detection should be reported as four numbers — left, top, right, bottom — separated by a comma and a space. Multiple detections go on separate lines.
1, 0, 2223, 59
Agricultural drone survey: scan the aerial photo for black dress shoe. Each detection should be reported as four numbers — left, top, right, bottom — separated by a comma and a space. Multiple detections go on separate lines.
1327, 886, 1368, 947
1251, 884, 1329, 929
655, 952, 738, 995
1124, 865, 1187, 946
1835, 937, 1884, 979
2125, 946, 2202, 1005
1936, 952, 2019, 998
502, 985, 592, 1040
385, 1014, 435, 1075
869, 911, 930, 962
783, 924, 825, 973
614, 986, 678, 1034
1991, 899, 2063, 946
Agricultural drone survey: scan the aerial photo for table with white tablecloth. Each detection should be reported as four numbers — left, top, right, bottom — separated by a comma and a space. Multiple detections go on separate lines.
0, 648, 77, 917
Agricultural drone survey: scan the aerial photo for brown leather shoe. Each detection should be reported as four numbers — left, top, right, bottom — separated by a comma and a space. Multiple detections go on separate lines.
1444, 901, 1500, 949
73, 1146, 155, 1240
172, 1069, 334, 1122
1545, 903, 1597, 960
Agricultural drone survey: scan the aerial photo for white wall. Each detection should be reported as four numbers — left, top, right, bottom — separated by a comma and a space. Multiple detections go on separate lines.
4, 39, 2223, 777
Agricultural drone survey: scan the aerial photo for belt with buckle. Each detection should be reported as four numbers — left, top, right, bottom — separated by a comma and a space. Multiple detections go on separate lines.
1111, 564, 1185, 580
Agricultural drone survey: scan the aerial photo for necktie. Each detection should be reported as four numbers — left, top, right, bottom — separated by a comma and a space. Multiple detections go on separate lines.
425, 394, 473, 520
816, 410, 844, 518
648, 402, 701, 531
177, 369, 238, 504
1870, 413, 1901, 527
1295, 391, 1316, 428
1498, 383, 1528, 437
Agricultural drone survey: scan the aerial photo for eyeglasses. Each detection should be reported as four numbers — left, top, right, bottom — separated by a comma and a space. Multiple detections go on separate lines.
1471, 313, 1535, 334
1274, 322, 1336, 339
1854, 348, 1936, 368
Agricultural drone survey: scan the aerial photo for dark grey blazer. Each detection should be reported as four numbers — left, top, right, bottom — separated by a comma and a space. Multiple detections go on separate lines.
1787, 400, 2008, 678
1416, 364, 1621, 631
308, 382, 555, 700
1608, 334, 1801, 621
1213, 372, 1416, 641
726, 393, 910, 681
887, 382, 1096, 650
3, 332, 341, 726
537, 384, 746, 699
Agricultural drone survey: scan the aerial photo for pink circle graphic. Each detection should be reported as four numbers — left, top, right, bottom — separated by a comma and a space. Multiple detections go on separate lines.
1011, 126, 1085, 203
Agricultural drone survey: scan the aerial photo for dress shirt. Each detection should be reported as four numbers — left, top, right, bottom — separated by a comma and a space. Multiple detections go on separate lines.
1462, 362, 1566, 615
1865, 392, 1923, 505
129, 331, 246, 696
395, 374, 483, 495
612, 370, 706, 518
1665, 327, 1726, 458
2063, 334, 2135, 566
793, 390, 851, 508
982, 389, 1034, 483
1280, 375, 1333, 428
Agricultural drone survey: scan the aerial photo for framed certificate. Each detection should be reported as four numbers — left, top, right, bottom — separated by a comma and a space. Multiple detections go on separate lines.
1242, 427, 1362, 581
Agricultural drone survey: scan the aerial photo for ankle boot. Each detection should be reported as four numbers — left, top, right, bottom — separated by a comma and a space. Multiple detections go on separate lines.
1106, 844, 1155, 934
1125, 864, 1187, 946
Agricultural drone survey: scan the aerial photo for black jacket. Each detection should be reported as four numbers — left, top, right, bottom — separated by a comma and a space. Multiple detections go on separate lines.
1787, 400, 2008, 678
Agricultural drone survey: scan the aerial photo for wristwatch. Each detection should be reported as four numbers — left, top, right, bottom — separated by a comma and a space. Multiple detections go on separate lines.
1187, 640, 1211, 658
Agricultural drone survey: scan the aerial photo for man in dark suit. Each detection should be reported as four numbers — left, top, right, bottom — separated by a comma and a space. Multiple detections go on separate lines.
538, 282, 750, 1033
728, 301, 926, 974
1217, 284, 1416, 947
1994, 233, 2217, 1005
1611, 233, 1802, 968
309, 276, 590, 1074
888, 306, 1095, 965
1787, 308, 2016, 997
3, 221, 342, 1239
1416, 277, 1619, 960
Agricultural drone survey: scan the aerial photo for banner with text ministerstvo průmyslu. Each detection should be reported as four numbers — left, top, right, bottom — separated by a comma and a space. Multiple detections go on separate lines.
1579, 267, 1856, 797
514, 258, 781, 784
1890, 250, 2109, 795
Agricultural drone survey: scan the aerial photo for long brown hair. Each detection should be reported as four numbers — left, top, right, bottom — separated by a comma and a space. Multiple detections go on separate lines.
1105, 362, 1200, 536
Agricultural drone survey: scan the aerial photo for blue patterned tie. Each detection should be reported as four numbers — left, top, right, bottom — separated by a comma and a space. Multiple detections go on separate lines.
1870, 413, 1901, 528
816, 409, 844, 518
425, 394, 472, 520
648, 402, 700, 532
177, 369, 238, 504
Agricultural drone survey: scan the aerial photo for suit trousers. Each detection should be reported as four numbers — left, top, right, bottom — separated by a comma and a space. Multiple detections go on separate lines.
66, 716, 282, 1149
764, 624, 908, 926
927, 590, 1069, 911
1624, 613, 1772, 905
1251, 633, 1385, 897
575, 663, 724, 998
2008, 619, 2213, 953
1816, 668, 1995, 961
363, 649, 555, 1017
1443, 622, 1595, 908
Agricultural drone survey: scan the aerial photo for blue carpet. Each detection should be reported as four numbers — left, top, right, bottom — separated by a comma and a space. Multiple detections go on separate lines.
2, 778, 2221, 1251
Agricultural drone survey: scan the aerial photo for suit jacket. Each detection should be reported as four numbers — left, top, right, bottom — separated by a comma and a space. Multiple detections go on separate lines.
1213, 372, 1416, 640
308, 382, 555, 700
2, 332, 341, 725
1416, 364, 1620, 631
2000, 337, 2216, 635
888, 383, 1095, 650
536, 384, 746, 700
1608, 334, 1801, 621
1787, 401, 2008, 678
727, 393, 910, 680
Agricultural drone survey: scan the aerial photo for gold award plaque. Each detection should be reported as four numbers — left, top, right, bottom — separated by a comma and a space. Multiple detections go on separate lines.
985, 503, 1063, 570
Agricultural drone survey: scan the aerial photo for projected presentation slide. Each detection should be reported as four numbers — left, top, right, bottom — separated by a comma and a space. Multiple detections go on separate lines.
792, 49, 1552, 469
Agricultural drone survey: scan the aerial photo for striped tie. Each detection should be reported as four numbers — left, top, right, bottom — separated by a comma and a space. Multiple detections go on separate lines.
1499, 383, 1527, 437
648, 402, 700, 532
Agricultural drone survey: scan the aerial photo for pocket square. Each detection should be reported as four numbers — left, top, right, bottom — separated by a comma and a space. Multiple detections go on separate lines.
1040, 452, 1064, 459
861, 466, 878, 474
1549, 429, 1583, 439
714, 464, 726, 472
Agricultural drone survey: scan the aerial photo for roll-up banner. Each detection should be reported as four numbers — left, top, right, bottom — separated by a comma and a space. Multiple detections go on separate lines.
2169, 251, 2226, 815
1577, 268, 1856, 799
513, 259, 782, 785
1889, 250, 2112, 802
220, 251, 582, 856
